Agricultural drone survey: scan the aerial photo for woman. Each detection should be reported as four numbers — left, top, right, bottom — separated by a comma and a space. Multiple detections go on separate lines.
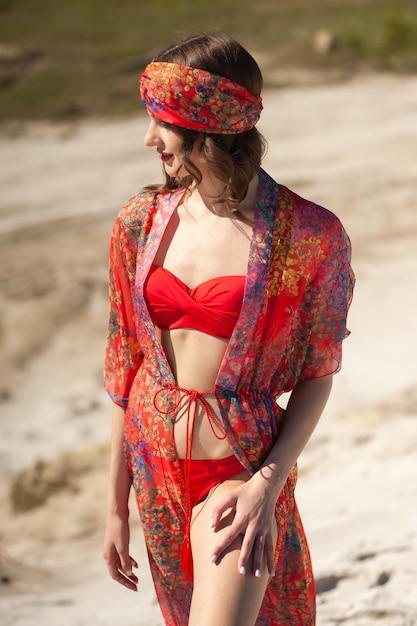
102, 32, 354, 626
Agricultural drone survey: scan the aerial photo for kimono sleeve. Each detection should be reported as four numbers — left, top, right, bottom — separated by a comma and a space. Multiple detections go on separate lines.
300, 220, 355, 382
104, 211, 143, 407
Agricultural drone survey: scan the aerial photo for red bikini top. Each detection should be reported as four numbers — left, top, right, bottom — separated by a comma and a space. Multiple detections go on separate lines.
144, 264, 245, 339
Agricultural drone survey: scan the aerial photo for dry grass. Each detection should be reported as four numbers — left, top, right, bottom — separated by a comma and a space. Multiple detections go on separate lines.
9, 442, 109, 513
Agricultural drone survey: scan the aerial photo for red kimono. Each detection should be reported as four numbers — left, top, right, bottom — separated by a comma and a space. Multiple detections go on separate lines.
104, 169, 354, 625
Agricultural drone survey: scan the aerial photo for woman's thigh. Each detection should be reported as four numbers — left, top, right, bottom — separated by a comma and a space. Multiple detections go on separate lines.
189, 472, 277, 626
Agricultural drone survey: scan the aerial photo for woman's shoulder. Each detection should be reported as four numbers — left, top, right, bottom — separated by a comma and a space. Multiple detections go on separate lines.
116, 186, 182, 240
259, 170, 350, 254
260, 170, 339, 225
118, 188, 160, 234
275, 181, 349, 247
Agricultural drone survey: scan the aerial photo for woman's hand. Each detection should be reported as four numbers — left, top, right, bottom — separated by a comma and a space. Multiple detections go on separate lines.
209, 472, 280, 577
104, 403, 137, 590
208, 376, 333, 578
103, 511, 138, 591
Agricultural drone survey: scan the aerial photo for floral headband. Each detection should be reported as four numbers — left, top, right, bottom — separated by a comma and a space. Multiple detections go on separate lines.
140, 61, 263, 134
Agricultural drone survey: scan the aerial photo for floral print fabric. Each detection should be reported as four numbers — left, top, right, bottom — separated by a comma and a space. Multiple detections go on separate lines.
104, 169, 354, 625
140, 61, 263, 134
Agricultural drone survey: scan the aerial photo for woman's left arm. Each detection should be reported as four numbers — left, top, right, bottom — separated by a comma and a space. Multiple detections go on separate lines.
209, 374, 333, 576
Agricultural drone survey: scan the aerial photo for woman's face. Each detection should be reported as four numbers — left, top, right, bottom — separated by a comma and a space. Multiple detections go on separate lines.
144, 116, 186, 177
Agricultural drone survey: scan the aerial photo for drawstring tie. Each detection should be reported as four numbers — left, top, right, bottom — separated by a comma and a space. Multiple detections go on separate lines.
153, 386, 227, 579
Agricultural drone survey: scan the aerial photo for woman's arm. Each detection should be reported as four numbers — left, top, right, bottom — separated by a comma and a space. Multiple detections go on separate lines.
103, 403, 138, 591
257, 374, 333, 497
210, 375, 333, 576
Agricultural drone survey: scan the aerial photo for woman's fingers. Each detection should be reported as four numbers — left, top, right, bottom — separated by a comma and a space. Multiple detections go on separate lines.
211, 519, 274, 578
209, 510, 243, 565
105, 545, 138, 591
209, 509, 276, 576
247, 532, 274, 577
265, 534, 276, 576
112, 567, 138, 591
119, 549, 134, 577
209, 492, 238, 528
249, 533, 264, 577
120, 553, 139, 585
209, 480, 277, 577
236, 523, 256, 575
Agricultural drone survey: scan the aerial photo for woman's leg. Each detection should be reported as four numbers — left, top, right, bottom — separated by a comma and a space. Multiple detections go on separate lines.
188, 471, 278, 626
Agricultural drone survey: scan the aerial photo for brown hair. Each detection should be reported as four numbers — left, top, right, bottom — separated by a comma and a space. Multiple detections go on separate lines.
145, 32, 267, 214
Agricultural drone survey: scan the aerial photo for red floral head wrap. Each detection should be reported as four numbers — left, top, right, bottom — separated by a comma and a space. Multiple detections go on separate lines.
140, 61, 263, 134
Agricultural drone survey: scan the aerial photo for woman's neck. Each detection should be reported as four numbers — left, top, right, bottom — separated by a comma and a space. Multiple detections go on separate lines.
184, 174, 259, 221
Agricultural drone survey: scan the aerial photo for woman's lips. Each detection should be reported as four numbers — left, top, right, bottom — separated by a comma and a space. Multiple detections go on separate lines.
159, 152, 173, 162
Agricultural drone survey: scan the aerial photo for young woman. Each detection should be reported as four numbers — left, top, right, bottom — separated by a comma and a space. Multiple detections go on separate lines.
102, 32, 354, 626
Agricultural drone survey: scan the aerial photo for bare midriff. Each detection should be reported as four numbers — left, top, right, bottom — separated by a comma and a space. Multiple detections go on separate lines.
161, 327, 233, 460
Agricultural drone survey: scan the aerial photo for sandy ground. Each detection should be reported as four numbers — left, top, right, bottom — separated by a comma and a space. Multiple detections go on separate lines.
0, 71, 417, 625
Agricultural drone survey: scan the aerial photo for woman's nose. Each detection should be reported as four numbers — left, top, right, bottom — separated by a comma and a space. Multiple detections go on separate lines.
144, 119, 162, 147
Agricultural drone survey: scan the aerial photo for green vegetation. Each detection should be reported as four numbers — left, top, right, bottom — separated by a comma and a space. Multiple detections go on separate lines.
0, 0, 416, 121
331, 4, 417, 66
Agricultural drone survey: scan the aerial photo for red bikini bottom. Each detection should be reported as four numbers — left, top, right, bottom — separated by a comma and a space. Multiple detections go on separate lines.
178, 454, 246, 579
153, 387, 247, 579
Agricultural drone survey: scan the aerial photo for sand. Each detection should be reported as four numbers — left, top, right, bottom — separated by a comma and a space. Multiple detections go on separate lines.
0, 71, 416, 625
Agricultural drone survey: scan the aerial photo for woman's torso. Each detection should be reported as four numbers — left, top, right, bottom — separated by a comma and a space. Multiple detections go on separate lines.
150, 189, 255, 460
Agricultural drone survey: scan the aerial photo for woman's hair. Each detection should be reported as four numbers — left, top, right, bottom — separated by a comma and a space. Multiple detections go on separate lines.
146, 32, 267, 213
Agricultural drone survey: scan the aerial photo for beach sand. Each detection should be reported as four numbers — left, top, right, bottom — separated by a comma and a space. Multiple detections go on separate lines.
1, 72, 416, 625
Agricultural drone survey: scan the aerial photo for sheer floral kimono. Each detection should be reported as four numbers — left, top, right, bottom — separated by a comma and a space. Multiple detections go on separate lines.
104, 168, 354, 625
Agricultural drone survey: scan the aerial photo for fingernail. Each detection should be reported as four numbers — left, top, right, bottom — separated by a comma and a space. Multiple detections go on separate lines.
210, 554, 217, 563
239, 566, 246, 575
270, 568, 276, 577
208, 518, 215, 528
255, 569, 261, 578
125, 569, 132, 577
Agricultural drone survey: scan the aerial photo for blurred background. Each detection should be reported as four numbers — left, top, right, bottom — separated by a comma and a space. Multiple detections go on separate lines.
1, 0, 417, 122
1, 2, 417, 625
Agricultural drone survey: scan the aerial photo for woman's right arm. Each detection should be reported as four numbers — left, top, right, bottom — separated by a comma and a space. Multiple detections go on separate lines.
103, 403, 138, 591
103, 202, 152, 590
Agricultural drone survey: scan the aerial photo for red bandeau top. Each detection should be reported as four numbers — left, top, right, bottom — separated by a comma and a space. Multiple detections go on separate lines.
144, 264, 245, 339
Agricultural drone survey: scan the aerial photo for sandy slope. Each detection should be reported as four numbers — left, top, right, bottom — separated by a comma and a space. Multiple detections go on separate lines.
0, 72, 416, 625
